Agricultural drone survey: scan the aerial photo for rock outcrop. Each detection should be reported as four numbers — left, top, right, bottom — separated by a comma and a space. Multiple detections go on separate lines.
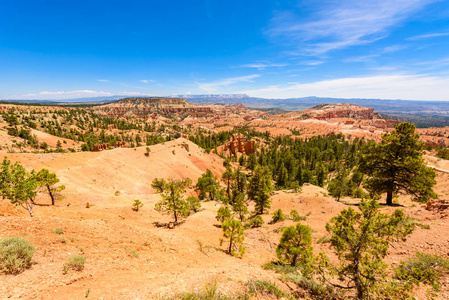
224, 134, 255, 155
92, 97, 214, 119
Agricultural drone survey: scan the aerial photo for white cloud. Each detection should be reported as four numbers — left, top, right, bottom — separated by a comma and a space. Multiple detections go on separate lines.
408, 31, 449, 40
237, 63, 288, 69
241, 74, 449, 100
267, 0, 436, 55
97, 79, 109, 82
343, 44, 407, 63
140, 79, 154, 84
198, 74, 260, 92
300, 60, 324, 66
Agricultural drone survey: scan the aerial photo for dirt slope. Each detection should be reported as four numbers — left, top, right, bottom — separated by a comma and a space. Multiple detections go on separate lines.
1, 141, 449, 299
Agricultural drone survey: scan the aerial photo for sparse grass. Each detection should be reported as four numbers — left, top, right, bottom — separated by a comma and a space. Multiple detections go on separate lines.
54, 227, 64, 235
164, 278, 235, 300
273, 226, 286, 233
59, 237, 68, 243
66, 254, 86, 271
263, 261, 297, 274
317, 235, 332, 244
121, 246, 139, 258
283, 272, 336, 298
0, 237, 35, 274
247, 279, 293, 299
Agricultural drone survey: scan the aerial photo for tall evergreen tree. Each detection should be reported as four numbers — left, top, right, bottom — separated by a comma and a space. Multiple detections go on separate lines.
221, 166, 235, 202
359, 122, 437, 205
248, 165, 273, 215
276, 162, 289, 189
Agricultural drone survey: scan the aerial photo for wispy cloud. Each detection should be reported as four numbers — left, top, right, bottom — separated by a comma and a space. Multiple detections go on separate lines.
237, 62, 288, 69
140, 79, 154, 84
408, 31, 449, 40
266, 0, 436, 55
300, 60, 324, 66
241, 74, 449, 100
343, 44, 407, 63
198, 74, 260, 92
97, 79, 109, 82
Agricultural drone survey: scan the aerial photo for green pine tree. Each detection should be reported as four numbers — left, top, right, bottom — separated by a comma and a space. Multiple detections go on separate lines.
248, 165, 273, 215
359, 122, 437, 205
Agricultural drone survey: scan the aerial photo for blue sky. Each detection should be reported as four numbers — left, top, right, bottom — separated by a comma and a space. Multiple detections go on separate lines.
2, 0, 449, 100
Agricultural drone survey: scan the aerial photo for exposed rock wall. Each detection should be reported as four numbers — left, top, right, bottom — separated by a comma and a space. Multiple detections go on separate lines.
223, 134, 255, 155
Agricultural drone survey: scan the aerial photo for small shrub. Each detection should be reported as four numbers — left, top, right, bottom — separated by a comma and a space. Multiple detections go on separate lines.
216, 207, 231, 224
114, 190, 121, 196
247, 215, 264, 228
187, 196, 201, 213
289, 210, 300, 221
394, 252, 449, 290
132, 199, 143, 211
0, 237, 35, 274
271, 209, 286, 223
54, 228, 64, 235
289, 210, 307, 221
66, 254, 86, 271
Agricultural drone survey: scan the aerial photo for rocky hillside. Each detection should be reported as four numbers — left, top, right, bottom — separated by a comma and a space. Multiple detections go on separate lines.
292, 103, 387, 121
92, 97, 213, 118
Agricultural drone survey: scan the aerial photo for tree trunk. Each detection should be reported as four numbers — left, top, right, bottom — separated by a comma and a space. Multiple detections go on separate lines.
47, 185, 55, 205
26, 200, 34, 217
386, 191, 393, 206
228, 236, 233, 254
354, 258, 364, 299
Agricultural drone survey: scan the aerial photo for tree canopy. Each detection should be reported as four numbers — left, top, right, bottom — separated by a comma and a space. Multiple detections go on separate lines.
153, 177, 192, 224
359, 122, 437, 205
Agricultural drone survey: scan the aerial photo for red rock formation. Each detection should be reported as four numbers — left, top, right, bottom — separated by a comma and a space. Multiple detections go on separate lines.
115, 141, 127, 148
223, 134, 255, 155
425, 199, 449, 218
93, 143, 110, 151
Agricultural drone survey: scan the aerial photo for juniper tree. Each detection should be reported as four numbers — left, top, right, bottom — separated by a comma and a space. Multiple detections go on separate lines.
220, 219, 245, 257
153, 177, 192, 224
318, 198, 414, 299
359, 122, 437, 205
34, 169, 65, 205
276, 223, 314, 273
327, 167, 350, 202
187, 196, 201, 213
0, 157, 38, 217
271, 209, 286, 223
216, 206, 231, 223
231, 193, 248, 222
195, 169, 219, 201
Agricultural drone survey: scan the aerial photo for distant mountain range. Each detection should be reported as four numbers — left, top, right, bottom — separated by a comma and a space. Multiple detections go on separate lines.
3, 94, 449, 119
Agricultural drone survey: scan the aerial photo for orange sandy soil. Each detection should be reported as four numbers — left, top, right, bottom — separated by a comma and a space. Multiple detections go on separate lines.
1, 140, 449, 299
